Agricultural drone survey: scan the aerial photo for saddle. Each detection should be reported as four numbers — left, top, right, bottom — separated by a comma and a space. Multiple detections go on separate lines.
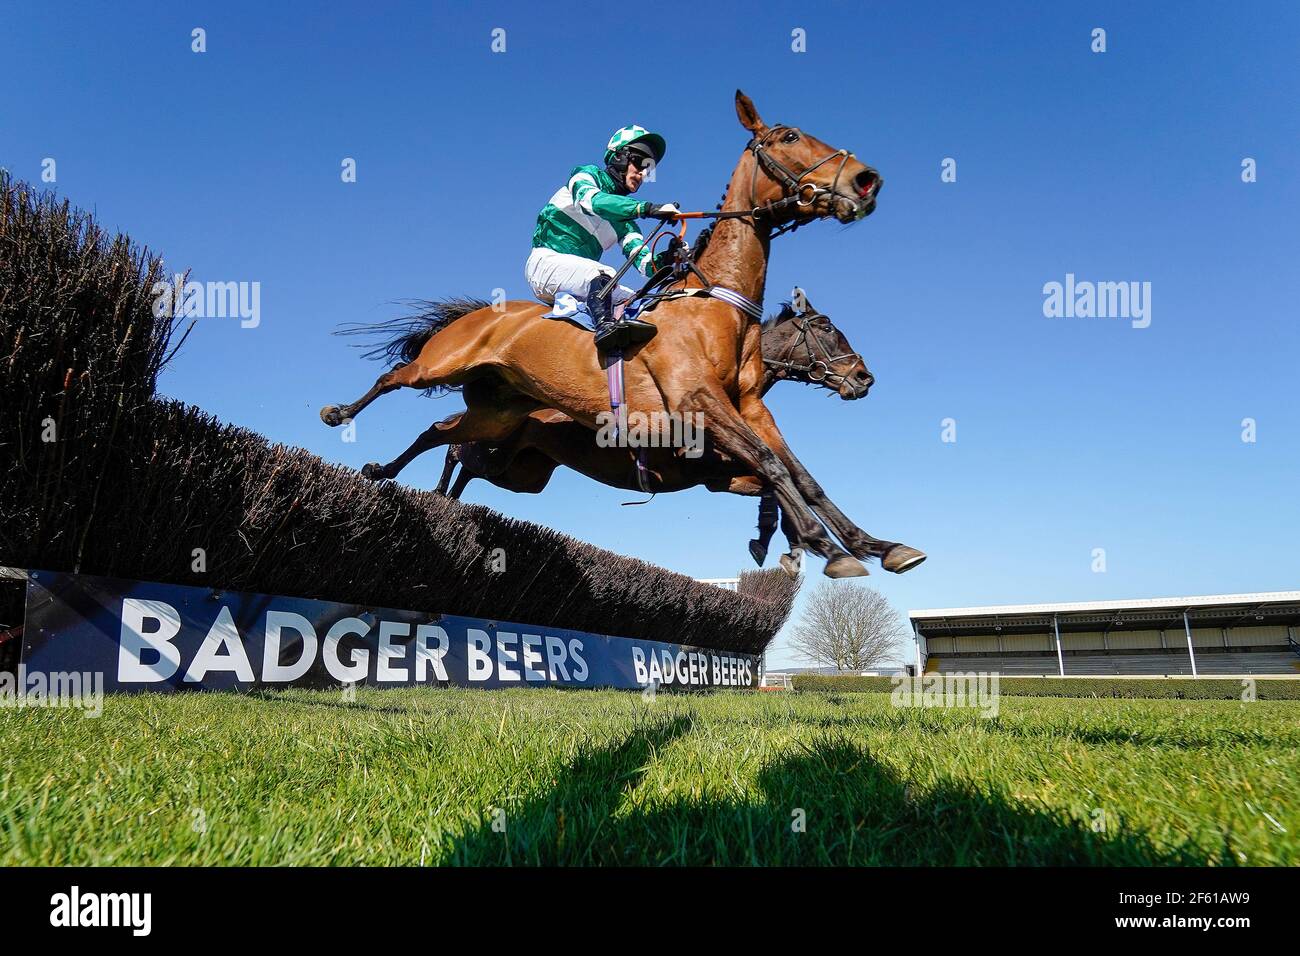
537, 257, 763, 500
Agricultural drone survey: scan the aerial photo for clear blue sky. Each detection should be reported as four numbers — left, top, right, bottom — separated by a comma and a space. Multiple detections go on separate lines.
5, 1, 1297, 667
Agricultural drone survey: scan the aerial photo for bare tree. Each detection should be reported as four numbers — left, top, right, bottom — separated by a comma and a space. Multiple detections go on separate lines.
790, 582, 905, 671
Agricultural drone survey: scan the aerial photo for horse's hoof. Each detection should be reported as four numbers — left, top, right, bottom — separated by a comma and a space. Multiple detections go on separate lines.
361, 462, 388, 481
824, 554, 868, 578
748, 539, 768, 566
882, 544, 927, 574
320, 405, 344, 427
779, 549, 805, 578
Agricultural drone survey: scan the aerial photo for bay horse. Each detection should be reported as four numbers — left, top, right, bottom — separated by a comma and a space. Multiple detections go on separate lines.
424, 297, 872, 573
320, 91, 924, 579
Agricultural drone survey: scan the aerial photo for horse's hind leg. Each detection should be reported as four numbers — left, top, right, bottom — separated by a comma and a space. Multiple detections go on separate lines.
362, 398, 536, 482
435, 445, 463, 495
320, 362, 427, 427
363, 410, 464, 481
449, 467, 474, 499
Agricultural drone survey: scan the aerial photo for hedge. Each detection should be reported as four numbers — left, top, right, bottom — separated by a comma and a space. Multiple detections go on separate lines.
791, 673, 1300, 700
0, 172, 797, 655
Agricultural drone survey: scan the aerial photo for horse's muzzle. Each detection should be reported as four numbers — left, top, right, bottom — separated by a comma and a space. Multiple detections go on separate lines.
855, 168, 882, 199
850, 168, 883, 219
839, 368, 874, 399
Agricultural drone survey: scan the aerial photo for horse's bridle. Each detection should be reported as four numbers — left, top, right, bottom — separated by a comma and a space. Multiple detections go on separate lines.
744, 125, 872, 233
642, 128, 877, 318
764, 312, 866, 389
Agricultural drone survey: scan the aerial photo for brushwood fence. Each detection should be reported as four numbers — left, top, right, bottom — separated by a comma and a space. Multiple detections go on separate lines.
0, 172, 798, 658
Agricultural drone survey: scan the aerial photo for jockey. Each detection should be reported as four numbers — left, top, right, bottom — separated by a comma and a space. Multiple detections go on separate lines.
526, 125, 682, 351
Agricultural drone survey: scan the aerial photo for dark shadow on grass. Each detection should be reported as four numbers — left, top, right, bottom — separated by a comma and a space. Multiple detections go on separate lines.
446, 711, 698, 865
446, 728, 1225, 866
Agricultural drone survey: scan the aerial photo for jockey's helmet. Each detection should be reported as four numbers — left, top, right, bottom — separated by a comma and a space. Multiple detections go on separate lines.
604, 126, 666, 188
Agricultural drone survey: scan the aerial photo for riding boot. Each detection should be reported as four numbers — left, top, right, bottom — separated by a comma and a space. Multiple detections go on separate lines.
588, 276, 657, 351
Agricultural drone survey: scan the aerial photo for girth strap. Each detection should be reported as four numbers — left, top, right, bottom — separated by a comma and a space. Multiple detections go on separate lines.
653, 284, 764, 320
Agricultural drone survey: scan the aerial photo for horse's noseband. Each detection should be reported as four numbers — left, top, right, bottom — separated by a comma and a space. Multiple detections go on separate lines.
745, 126, 865, 232
764, 313, 865, 390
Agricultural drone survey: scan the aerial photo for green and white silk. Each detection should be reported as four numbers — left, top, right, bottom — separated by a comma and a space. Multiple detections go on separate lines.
530, 164, 655, 276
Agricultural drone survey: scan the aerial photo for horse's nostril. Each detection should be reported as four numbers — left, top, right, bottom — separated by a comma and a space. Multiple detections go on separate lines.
855, 170, 880, 197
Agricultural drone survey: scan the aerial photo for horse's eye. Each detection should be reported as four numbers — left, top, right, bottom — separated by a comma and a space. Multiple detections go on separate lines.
782, 129, 800, 144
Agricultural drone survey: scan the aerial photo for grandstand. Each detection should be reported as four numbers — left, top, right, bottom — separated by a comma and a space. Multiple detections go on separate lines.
910, 592, 1300, 677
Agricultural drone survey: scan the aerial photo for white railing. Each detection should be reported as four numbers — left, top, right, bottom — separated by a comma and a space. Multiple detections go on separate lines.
696, 577, 740, 591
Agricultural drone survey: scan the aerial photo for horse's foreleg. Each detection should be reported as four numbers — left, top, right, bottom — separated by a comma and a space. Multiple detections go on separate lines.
691, 392, 866, 579
739, 396, 926, 573
750, 489, 780, 567
706, 475, 773, 567
777, 507, 804, 577
704, 476, 797, 572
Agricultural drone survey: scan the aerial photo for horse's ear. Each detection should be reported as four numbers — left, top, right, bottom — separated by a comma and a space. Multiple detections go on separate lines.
735, 90, 766, 134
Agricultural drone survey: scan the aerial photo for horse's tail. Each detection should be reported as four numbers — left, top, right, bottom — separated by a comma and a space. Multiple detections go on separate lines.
335, 297, 493, 367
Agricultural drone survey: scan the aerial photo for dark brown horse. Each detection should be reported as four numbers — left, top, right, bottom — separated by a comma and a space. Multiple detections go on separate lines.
427, 297, 870, 572
321, 91, 924, 579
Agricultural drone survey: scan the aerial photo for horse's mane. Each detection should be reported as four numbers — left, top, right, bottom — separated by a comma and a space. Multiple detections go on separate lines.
761, 303, 797, 331
690, 226, 713, 262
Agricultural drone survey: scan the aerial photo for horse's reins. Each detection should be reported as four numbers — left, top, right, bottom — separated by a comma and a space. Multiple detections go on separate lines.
600, 128, 872, 503
674, 124, 873, 235
603, 126, 871, 300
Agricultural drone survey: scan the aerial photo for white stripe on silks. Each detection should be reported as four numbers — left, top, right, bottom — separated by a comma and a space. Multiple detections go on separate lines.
551, 184, 618, 249
569, 174, 600, 214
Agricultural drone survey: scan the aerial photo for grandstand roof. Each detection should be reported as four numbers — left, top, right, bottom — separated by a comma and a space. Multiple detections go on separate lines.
910, 591, 1300, 635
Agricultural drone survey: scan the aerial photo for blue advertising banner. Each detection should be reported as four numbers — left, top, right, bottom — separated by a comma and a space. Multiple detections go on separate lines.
19, 570, 758, 692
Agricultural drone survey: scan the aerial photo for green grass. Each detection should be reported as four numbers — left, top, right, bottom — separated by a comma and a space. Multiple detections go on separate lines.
2, 688, 1297, 865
